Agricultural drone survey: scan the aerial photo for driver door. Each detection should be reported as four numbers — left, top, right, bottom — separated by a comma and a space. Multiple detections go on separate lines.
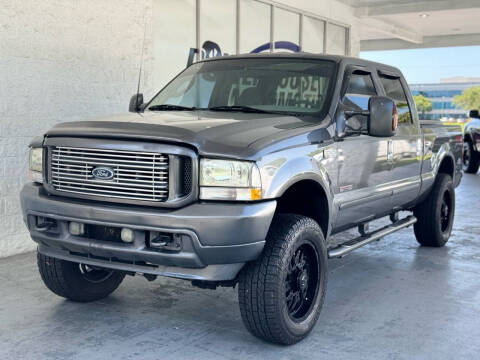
333, 66, 394, 231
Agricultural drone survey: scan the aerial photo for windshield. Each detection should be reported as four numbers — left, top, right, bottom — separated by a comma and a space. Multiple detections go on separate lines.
147, 58, 336, 116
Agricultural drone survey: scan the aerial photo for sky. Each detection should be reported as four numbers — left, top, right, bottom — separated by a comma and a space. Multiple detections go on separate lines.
360, 45, 480, 85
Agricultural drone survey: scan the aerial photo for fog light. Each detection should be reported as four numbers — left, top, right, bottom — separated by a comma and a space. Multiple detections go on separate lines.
69, 222, 85, 236
121, 228, 135, 243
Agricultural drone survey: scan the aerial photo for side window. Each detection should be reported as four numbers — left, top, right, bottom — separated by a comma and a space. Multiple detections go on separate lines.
379, 76, 413, 125
343, 72, 377, 110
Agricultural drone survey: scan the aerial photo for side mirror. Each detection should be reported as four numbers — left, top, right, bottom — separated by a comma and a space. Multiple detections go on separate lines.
469, 110, 479, 118
129, 93, 144, 112
368, 96, 397, 137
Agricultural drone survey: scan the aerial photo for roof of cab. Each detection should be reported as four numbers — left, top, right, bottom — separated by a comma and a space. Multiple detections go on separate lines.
198, 52, 402, 76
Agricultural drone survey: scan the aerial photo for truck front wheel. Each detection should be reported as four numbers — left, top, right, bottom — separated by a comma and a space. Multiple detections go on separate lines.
238, 214, 328, 345
37, 252, 125, 302
463, 140, 480, 174
413, 173, 455, 247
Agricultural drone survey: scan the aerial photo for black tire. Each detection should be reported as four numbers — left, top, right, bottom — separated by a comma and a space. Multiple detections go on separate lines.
238, 214, 328, 345
413, 173, 455, 247
37, 252, 125, 302
463, 140, 480, 174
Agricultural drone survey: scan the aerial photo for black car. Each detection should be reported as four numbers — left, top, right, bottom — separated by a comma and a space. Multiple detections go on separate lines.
464, 110, 480, 174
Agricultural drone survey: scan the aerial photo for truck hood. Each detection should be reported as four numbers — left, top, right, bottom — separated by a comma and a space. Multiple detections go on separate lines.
46, 111, 329, 159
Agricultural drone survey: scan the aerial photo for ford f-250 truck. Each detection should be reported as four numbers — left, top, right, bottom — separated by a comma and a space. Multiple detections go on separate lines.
21, 54, 463, 345
464, 110, 480, 174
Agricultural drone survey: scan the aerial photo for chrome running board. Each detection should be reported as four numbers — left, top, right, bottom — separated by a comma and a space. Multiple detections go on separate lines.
328, 215, 417, 259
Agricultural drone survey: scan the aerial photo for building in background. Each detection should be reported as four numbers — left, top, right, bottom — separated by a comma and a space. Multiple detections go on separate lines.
410, 77, 480, 121
153, 0, 357, 89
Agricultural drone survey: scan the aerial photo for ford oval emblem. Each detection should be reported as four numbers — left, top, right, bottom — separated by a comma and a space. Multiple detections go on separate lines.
92, 167, 115, 180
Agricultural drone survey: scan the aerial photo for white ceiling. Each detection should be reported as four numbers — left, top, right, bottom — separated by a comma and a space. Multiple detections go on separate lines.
337, 0, 480, 50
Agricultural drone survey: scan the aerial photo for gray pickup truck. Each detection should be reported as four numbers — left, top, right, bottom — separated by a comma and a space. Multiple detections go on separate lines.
21, 54, 463, 345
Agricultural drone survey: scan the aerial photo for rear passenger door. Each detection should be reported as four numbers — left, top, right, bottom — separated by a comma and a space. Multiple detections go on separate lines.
378, 72, 422, 209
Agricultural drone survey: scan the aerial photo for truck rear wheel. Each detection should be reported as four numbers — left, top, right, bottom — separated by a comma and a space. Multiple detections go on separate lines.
463, 140, 480, 174
413, 173, 455, 247
238, 214, 327, 345
37, 252, 125, 302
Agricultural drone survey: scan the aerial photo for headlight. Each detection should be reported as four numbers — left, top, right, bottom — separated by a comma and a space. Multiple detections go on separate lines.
199, 158, 262, 201
29, 147, 43, 183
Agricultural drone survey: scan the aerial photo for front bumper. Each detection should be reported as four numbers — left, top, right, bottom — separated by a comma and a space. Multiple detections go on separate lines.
20, 183, 276, 281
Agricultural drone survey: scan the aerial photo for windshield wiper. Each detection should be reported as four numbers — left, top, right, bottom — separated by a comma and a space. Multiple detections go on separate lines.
148, 104, 196, 111
206, 105, 271, 114
149, 104, 304, 116
207, 105, 305, 116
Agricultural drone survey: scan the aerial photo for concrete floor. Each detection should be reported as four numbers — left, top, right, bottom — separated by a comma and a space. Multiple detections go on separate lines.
1, 174, 479, 360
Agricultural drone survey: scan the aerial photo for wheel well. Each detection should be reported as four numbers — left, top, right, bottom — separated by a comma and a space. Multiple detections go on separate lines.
438, 156, 455, 177
275, 180, 329, 237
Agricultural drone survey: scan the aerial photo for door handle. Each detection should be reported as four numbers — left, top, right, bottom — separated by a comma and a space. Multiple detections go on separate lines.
387, 140, 394, 162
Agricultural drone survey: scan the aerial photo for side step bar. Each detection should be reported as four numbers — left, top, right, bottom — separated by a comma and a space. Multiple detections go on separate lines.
328, 215, 417, 259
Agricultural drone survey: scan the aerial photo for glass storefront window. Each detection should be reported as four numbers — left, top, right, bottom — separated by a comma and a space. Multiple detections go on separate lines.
326, 23, 347, 55
199, 0, 236, 58
153, 0, 351, 88
302, 16, 325, 53
273, 8, 300, 52
239, 0, 271, 54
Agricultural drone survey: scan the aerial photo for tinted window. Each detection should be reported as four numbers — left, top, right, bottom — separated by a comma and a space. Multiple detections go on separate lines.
380, 76, 412, 125
343, 72, 377, 110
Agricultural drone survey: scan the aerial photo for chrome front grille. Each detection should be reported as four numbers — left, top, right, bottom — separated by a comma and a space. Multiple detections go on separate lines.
50, 146, 169, 202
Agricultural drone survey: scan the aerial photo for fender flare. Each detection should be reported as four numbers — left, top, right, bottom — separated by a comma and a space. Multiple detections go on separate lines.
257, 152, 335, 237
433, 144, 456, 180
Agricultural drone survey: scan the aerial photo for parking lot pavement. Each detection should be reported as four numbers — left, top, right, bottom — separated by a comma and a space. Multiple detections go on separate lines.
1, 173, 479, 360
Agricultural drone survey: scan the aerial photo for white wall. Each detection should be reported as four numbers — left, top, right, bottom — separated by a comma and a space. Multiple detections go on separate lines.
0, 0, 154, 258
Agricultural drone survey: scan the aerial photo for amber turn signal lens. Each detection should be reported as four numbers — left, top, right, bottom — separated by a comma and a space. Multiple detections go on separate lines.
250, 188, 262, 200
